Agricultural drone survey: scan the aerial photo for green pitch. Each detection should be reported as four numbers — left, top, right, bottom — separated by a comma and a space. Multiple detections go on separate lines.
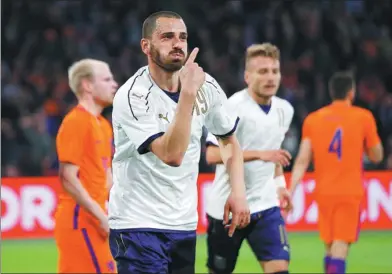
2, 232, 392, 273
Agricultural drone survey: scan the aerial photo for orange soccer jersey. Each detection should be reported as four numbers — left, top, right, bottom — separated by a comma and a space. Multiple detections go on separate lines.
302, 101, 381, 243
55, 105, 115, 273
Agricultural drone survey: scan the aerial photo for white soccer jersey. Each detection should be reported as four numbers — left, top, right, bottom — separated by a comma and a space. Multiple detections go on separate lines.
109, 66, 238, 231
205, 90, 294, 220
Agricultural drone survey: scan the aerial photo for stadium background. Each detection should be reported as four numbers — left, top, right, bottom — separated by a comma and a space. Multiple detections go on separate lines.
1, 0, 392, 273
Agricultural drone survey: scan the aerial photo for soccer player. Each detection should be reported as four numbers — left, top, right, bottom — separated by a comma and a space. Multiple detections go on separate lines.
290, 72, 384, 274
55, 59, 118, 273
204, 43, 294, 274
108, 11, 250, 274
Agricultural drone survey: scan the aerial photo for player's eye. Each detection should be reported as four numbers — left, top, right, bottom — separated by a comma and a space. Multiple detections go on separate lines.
272, 69, 279, 74
258, 69, 268, 74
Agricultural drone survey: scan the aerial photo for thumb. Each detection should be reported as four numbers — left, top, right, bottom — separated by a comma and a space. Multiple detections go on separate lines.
223, 202, 230, 225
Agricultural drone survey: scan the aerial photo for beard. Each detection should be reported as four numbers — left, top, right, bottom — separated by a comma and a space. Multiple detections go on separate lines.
150, 44, 185, 72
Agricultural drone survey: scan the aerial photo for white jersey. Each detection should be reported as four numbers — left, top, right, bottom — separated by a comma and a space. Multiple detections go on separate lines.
205, 90, 294, 220
109, 66, 238, 231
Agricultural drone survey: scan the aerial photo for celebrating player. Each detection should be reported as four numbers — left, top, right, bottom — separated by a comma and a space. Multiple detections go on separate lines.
290, 72, 384, 274
205, 43, 294, 274
108, 11, 250, 274
55, 59, 118, 273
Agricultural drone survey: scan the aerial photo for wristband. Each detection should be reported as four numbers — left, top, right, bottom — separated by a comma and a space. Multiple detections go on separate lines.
275, 175, 286, 188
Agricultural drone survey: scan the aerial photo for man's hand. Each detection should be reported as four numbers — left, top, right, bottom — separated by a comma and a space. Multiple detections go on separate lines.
179, 48, 205, 98
277, 187, 293, 217
96, 211, 110, 239
260, 150, 292, 167
223, 192, 250, 237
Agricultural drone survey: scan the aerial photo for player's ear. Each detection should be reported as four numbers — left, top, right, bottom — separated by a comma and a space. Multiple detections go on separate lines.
141, 38, 150, 55
80, 78, 93, 94
244, 70, 250, 86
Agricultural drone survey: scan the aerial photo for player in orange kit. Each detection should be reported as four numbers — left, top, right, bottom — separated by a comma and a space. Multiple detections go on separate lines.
290, 72, 383, 274
55, 59, 118, 273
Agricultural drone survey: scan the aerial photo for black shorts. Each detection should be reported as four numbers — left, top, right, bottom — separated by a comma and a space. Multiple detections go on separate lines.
206, 206, 290, 273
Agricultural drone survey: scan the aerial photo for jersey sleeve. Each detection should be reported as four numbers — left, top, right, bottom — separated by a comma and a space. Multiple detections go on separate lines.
56, 115, 89, 167
113, 88, 163, 155
203, 77, 239, 138
364, 111, 381, 148
103, 119, 114, 168
301, 114, 313, 140
205, 132, 219, 147
283, 101, 295, 134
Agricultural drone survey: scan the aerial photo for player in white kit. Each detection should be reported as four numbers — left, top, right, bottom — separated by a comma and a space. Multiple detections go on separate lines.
108, 11, 250, 274
205, 43, 294, 274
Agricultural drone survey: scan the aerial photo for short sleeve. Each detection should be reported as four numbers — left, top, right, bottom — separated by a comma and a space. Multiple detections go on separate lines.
206, 132, 219, 147
203, 78, 239, 138
301, 115, 312, 140
102, 118, 113, 168
56, 115, 89, 166
284, 103, 295, 133
364, 111, 381, 149
113, 89, 164, 155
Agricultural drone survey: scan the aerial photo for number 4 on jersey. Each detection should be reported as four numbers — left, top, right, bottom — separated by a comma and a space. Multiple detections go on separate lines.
328, 128, 342, 160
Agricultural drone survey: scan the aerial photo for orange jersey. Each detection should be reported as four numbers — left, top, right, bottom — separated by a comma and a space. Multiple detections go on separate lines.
302, 101, 381, 197
55, 105, 113, 229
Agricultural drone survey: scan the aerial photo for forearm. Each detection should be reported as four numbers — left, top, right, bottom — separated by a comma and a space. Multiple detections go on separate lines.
60, 175, 105, 218
290, 159, 309, 192
206, 146, 260, 165
220, 137, 246, 195
162, 95, 195, 159
274, 164, 284, 178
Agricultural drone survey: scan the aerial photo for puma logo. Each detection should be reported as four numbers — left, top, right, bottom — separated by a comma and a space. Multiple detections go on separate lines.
158, 112, 170, 123
132, 93, 143, 99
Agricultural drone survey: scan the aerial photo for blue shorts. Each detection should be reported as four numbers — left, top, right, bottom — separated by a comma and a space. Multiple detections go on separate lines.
206, 206, 290, 273
109, 229, 196, 274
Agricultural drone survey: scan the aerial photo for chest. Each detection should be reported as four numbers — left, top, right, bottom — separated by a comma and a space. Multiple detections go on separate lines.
237, 107, 287, 148
88, 120, 112, 161
154, 95, 204, 141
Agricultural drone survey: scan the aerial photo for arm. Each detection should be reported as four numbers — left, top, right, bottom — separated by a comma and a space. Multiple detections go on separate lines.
56, 116, 107, 221
59, 163, 106, 219
149, 93, 196, 166
364, 112, 383, 163
218, 135, 246, 195
206, 145, 263, 165
290, 138, 312, 194
205, 133, 291, 165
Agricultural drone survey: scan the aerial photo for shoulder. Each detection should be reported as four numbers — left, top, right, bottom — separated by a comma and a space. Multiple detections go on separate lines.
273, 96, 294, 113
351, 106, 373, 118
57, 107, 91, 138
113, 67, 152, 106
113, 67, 153, 117
228, 89, 247, 104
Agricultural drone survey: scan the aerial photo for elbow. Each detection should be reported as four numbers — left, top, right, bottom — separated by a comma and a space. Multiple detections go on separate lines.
205, 148, 222, 165
369, 154, 383, 164
162, 153, 184, 167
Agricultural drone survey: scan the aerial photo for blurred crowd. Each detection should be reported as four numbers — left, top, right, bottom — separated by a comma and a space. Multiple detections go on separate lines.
2, 0, 392, 177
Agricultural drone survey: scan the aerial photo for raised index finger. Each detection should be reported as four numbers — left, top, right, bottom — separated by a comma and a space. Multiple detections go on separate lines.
185, 47, 199, 65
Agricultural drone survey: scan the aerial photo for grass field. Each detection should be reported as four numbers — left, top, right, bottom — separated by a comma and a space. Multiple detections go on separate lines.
2, 231, 392, 273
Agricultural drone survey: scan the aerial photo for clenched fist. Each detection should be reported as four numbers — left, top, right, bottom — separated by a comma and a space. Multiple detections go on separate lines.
179, 48, 205, 98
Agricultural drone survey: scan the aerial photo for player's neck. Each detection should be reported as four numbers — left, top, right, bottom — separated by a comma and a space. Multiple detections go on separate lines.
248, 90, 272, 105
332, 99, 352, 106
78, 99, 103, 117
148, 63, 180, 93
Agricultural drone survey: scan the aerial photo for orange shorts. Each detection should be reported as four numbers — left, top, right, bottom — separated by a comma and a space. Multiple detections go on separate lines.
316, 196, 362, 244
54, 224, 116, 273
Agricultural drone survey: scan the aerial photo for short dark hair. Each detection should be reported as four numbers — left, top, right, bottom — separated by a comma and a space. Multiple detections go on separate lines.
142, 11, 182, 39
328, 72, 355, 100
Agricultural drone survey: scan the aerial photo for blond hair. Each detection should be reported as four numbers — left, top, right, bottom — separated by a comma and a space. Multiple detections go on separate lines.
68, 59, 107, 95
245, 43, 280, 68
